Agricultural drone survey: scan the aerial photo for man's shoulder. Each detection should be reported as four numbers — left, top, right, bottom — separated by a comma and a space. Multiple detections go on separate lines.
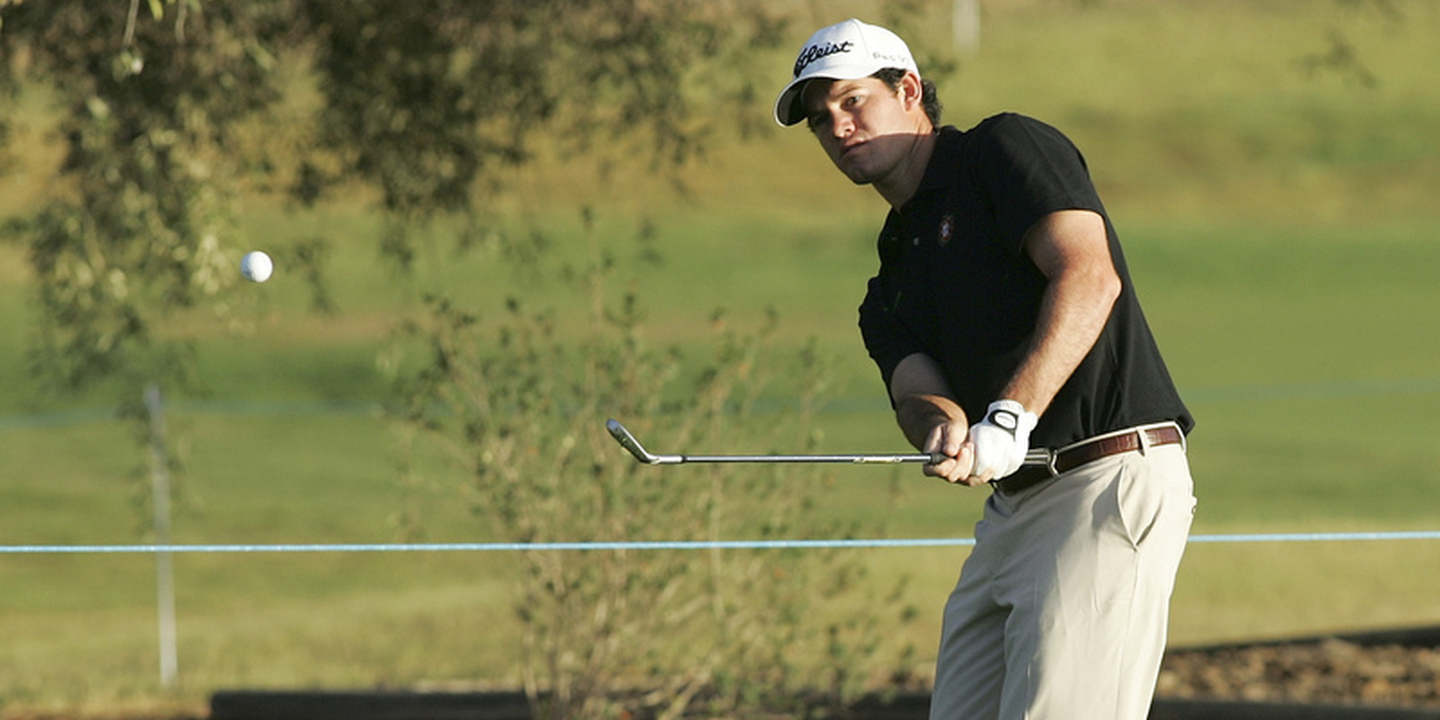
939, 113, 1036, 158
958, 112, 1060, 139
953, 113, 1084, 167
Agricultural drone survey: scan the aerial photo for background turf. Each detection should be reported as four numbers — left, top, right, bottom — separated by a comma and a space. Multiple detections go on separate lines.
2, 0, 1439, 714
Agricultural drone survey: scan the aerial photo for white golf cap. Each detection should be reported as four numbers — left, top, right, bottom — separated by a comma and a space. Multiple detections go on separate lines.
773, 18, 920, 127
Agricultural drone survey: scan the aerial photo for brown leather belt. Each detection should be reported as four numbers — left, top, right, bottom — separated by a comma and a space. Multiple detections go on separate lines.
993, 424, 1184, 495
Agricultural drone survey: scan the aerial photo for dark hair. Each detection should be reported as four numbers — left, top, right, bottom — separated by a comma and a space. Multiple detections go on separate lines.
872, 68, 943, 127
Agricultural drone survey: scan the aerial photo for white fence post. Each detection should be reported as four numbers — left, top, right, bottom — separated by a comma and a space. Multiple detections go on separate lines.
954, 0, 981, 55
145, 384, 178, 690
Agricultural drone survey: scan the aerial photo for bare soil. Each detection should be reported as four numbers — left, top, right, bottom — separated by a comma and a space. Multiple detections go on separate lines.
1158, 634, 1440, 710
197, 633, 1440, 719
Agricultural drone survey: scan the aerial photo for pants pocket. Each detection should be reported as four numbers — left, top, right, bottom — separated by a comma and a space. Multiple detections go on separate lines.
1115, 452, 1194, 550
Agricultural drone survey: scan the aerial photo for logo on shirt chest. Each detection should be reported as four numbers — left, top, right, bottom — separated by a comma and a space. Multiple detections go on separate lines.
937, 215, 954, 247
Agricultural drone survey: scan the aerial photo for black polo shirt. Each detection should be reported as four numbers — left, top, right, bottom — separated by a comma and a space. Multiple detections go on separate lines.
858, 113, 1193, 449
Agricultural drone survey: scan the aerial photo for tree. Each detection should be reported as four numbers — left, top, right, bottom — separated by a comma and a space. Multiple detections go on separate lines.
1, 0, 294, 396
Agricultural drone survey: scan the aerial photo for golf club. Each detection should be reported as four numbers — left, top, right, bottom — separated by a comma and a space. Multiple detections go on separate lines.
606, 419, 1052, 468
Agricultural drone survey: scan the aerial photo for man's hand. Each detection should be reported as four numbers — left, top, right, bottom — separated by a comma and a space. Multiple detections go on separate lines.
967, 400, 1038, 482
922, 419, 979, 485
889, 354, 987, 485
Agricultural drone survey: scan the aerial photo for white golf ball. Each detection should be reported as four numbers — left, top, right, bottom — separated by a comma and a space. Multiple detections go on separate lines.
241, 251, 273, 283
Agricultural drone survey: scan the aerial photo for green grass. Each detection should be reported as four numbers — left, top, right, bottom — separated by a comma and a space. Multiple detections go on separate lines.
4, 0, 1440, 715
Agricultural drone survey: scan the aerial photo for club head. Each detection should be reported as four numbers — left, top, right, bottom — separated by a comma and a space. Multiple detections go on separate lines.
606, 419, 663, 464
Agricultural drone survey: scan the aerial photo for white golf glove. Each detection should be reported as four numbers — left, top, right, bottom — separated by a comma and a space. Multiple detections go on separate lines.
968, 399, 1038, 480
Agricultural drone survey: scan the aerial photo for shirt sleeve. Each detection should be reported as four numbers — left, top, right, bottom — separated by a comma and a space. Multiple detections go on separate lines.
858, 270, 921, 394
975, 114, 1106, 255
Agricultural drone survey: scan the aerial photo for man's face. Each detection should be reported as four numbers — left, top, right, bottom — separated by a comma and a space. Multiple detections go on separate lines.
801, 75, 924, 187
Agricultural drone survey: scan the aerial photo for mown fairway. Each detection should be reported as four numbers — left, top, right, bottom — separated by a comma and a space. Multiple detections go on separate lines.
2, 0, 1439, 715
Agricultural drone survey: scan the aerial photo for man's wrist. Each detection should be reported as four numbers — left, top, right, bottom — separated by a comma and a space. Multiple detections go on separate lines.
895, 394, 968, 452
984, 399, 1036, 438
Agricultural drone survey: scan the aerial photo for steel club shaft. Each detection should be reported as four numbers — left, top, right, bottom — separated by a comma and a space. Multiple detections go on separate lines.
606, 419, 1049, 467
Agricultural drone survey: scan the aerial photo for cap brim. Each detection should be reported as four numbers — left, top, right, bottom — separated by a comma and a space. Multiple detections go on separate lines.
774, 66, 914, 126
773, 70, 868, 127
773, 78, 813, 127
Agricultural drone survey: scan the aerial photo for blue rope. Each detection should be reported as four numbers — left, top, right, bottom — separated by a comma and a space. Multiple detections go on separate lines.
4, 531, 1440, 554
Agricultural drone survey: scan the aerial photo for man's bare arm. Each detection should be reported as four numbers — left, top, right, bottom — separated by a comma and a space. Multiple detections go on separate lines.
1000, 209, 1122, 417
890, 353, 980, 485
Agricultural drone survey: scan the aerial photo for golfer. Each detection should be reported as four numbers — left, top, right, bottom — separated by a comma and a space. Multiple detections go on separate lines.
775, 19, 1197, 720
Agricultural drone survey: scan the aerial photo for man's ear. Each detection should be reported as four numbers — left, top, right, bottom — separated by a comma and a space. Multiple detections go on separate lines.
900, 71, 924, 112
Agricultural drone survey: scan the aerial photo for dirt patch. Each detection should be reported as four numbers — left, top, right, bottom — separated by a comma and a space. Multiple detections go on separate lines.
1158, 636, 1440, 709
206, 638, 1440, 720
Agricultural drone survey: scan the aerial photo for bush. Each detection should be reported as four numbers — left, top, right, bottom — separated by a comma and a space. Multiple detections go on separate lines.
387, 221, 912, 719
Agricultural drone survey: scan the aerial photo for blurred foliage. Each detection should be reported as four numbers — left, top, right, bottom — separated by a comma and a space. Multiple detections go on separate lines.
0, 1, 929, 715
0, 0, 292, 395
292, 0, 789, 267
0, 0, 788, 397
387, 221, 915, 718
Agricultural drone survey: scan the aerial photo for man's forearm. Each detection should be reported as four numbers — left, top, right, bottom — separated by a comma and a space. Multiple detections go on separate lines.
1002, 266, 1119, 417
1005, 210, 1122, 417
895, 393, 967, 452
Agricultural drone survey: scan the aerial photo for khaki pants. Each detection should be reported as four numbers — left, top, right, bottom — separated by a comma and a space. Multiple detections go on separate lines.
928, 442, 1196, 720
